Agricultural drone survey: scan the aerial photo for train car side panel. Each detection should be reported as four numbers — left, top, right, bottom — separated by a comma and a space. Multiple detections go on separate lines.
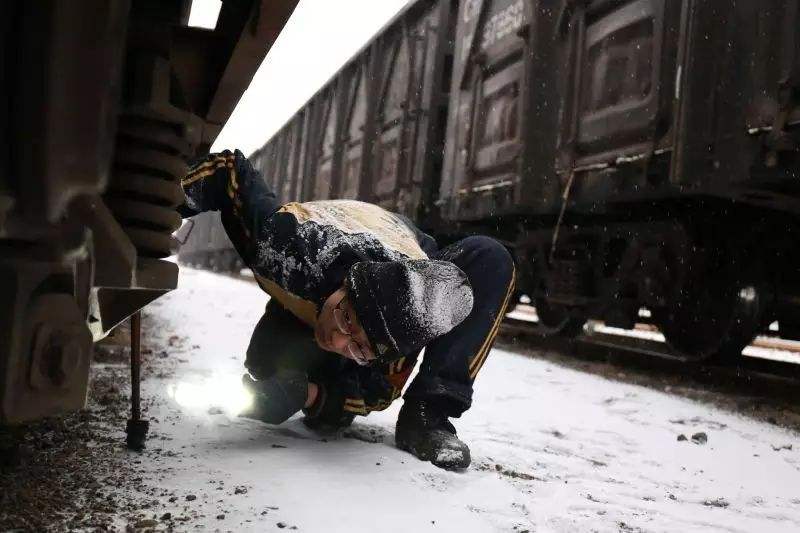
403, 0, 456, 223
282, 115, 302, 202
312, 85, 342, 200
372, 24, 416, 210
561, 0, 680, 166
672, 0, 800, 209
440, 0, 532, 221
338, 57, 373, 200
368, 0, 454, 221
295, 108, 313, 201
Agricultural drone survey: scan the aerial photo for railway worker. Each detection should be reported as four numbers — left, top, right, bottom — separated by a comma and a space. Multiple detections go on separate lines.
179, 149, 515, 470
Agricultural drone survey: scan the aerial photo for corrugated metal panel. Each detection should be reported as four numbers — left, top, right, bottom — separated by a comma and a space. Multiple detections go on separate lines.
338, 60, 372, 199
440, 0, 685, 221
673, 0, 800, 202
295, 108, 312, 201
369, 0, 453, 220
373, 26, 414, 207
312, 86, 341, 200
440, 0, 531, 220
560, 0, 679, 166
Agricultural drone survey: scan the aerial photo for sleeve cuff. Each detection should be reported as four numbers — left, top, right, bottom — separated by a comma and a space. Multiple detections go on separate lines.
302, 382, 328, 419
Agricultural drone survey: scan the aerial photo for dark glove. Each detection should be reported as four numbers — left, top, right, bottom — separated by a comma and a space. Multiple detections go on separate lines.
240, 371, 308, 424
182, 152, 232, 214
302, 382, 355, 432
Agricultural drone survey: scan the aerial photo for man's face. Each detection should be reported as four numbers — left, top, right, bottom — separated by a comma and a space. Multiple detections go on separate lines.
315, 287, 376, 365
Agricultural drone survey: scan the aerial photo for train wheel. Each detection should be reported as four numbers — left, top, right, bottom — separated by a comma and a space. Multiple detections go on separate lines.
658, 258, 768, 363
534, 298, 587, 338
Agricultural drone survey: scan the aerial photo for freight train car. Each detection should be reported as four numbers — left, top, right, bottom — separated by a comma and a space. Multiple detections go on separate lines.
0, 0, 297, 423
184, 0, 800, 363
439, 0, 800, 362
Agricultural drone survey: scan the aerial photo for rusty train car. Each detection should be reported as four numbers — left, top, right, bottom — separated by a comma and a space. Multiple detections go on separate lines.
180, 0, 800, 363
0, 0, 297, 423
249, 0, 454, 218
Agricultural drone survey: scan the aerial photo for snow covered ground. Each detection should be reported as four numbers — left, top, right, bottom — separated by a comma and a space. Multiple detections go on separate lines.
133, 268, 800, 532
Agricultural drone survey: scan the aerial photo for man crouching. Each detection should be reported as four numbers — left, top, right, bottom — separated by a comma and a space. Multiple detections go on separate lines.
180, 150, 516, 470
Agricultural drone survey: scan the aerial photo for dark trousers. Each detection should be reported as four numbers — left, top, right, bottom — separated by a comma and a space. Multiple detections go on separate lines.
403, 236, 515, 414
245, 235, 516, 419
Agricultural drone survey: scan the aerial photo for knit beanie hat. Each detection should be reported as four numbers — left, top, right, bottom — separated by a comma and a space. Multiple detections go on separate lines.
345, 260, 474, 363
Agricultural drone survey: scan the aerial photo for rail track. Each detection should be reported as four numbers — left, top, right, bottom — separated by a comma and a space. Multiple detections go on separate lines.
499, 307, 800, 403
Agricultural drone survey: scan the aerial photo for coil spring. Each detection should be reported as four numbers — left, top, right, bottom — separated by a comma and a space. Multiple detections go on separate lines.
105, 115, 187, 258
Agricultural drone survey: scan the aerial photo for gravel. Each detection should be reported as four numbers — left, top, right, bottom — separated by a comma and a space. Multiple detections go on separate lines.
0, 320, 177, 531
0, 358, 149, 530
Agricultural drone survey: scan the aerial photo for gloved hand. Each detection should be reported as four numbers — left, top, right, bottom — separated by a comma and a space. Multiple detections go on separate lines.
302, 382, 355, 433
240, 371, 308, 424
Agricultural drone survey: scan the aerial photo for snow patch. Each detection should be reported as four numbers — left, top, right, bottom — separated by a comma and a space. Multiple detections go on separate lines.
133, 268, 800, 532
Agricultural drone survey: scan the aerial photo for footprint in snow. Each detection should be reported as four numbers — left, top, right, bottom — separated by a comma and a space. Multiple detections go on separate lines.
414, 471, 451, 492
342, 424, 392, 444
669, 416, 727, 430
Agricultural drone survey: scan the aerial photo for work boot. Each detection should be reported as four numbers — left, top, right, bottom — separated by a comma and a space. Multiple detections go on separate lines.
395, 399, 471, 470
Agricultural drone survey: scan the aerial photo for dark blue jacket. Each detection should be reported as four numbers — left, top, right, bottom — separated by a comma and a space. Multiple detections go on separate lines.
180, 149, 438, 414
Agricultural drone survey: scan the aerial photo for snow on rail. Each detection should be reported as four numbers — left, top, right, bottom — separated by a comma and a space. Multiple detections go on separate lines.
507, 306, 800, 365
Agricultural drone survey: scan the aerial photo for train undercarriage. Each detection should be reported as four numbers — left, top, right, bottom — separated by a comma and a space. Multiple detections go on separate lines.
511, 199, 800, 362
0, 0, 297, 424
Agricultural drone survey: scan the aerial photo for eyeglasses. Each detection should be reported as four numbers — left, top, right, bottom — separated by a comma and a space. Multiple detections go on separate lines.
333, 297, 374, 366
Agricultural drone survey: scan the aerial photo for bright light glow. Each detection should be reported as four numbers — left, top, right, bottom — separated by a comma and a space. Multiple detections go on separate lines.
188, 0, 222, 29
167, 373, 253, 416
